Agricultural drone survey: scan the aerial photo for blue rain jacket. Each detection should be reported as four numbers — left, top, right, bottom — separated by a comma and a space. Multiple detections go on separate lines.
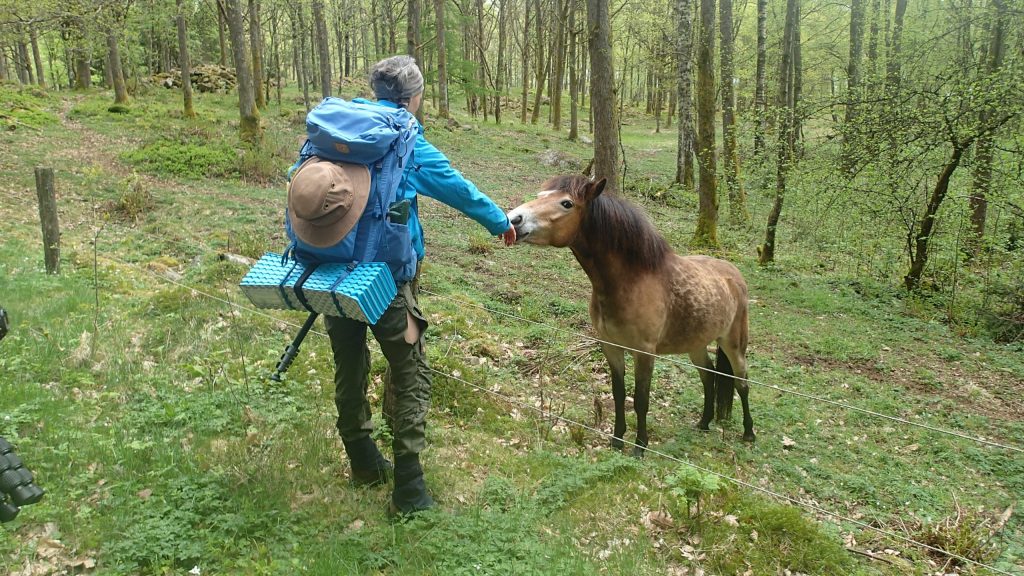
354, 98, 511, 261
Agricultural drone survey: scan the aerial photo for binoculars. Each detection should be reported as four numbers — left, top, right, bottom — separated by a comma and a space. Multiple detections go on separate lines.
0, 438, 45, 522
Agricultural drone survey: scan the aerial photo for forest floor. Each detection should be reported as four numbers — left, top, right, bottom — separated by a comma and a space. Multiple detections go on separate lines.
0, 84, 1022, 575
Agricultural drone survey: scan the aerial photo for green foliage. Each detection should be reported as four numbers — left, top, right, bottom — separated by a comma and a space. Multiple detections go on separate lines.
101, 473, 285, 573
227, 227, 271, 260
736, 497, 854, 574
915, 510, 1002, 569
0, 85, 59, 129
237, 138, 291, 186
665, 465, 722, 519
112, 173, 154, 220
123, 136, 239, 179
533, 452, 640, 513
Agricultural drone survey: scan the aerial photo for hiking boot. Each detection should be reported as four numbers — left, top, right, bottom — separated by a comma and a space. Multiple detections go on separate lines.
343, 437, 392, 488
389, 454, 434, 517
351, 459, 393, 487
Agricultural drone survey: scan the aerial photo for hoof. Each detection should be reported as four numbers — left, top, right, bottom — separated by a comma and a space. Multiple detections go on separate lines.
610, 437, 625, 450
742, 431, 756, 443
631, 445, 647, 459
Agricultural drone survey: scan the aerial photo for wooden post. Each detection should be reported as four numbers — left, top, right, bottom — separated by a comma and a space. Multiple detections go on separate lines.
34, 167, 59, 274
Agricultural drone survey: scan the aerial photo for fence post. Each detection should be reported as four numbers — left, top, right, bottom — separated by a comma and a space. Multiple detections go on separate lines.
34, 167, 60, 274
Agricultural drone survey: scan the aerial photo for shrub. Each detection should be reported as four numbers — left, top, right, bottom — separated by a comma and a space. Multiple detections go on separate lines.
0, 85, 59, 129
113, 173, 154, 221
123, 138, 238, 179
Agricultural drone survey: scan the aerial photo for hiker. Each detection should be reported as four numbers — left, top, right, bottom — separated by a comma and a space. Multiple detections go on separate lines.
288, 55, 515, 516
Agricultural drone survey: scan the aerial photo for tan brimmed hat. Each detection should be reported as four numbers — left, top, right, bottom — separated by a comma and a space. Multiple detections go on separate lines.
287, 157, 371, 248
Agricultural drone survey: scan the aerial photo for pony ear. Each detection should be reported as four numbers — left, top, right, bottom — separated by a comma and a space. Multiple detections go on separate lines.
586, 178, 607, 201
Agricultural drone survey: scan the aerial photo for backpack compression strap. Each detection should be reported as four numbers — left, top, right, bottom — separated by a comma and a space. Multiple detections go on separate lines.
293, 264, 319, 313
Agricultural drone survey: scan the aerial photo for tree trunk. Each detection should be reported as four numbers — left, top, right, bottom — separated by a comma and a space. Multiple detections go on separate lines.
299, 5, 312, 109
176, 0, 195, 118
759, 0, 799, 264
841, 0, 866, 173
73, 30, 92, 90
753, 0, 767, 155
587, 0, 620, 192
969, 0, 1008, 254
0, 45, 8, 81
675, 0, 696, 189
249, 0, 266, 109
520, 7, 531, 124
359, 6, 370, 73
885, 0, 907, 91
463, 16, 475, 116
385, 0, 398, 54
906, 145, 966, 290
344, 30, 351, 78
106, 31, 129, 105
273, 6, 282, 105
793, 2, 803, 148
435, 0, 450, 118
217, 1, 228, 66
30, 27, 45, 87
495, 0, 507, 124
226, 0, 262, 144
551, 0, 569, 130
719, 0, 746, 222
693, 0, 718, 247
0, 47, 8, 82
568, 0, 579, 140
312, 0, 332, 98
372, 0, 381, 58
666, 86, 675, 127
530, 0, 546, 124
17, 36, 32, 84
408, 0, 421, 60
475, 0, 489, 121
867, 0, 880, 82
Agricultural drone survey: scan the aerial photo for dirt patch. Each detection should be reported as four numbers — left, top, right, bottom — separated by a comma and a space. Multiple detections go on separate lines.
793, 354, 890, 383
792, 351, 1024, 422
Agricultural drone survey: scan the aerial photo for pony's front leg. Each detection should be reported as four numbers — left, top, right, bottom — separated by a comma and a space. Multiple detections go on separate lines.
690, 351, 716, 432
601, 344, 628, 450
632, 352, 655, 458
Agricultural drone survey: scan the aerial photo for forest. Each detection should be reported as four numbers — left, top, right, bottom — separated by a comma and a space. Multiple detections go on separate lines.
1, 0, 1023, 574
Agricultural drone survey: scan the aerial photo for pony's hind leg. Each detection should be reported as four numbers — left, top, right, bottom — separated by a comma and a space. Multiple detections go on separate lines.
719, 342, 755, 442
689, 350, 716, 432
714, 347, 735, 422
602, 344, 628, 450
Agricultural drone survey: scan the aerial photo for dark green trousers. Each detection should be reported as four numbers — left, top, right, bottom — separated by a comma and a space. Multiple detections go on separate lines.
325, 282, 431, 459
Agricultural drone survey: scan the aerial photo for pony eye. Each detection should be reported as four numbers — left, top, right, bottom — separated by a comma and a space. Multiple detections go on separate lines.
560, 199, 574, 209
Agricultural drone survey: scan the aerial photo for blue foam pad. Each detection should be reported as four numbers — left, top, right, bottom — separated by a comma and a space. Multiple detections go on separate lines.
239, 253, 396, 324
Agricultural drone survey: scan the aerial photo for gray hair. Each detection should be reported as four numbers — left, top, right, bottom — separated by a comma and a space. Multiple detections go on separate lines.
369, 55, 424, 104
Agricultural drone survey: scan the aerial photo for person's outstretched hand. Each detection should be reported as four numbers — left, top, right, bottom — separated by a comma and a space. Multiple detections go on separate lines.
500, 225, 517, 246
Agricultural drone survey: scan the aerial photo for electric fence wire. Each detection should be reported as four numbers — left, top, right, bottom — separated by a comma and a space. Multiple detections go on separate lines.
427, 362, 1020, 576
2, 191, 1020, 573
3, 189, 1021, 453
419, 289, 1024, 455
69, 247, 1022, 576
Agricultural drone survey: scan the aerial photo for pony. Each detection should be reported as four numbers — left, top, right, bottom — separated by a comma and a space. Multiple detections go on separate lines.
507, 176, 754, 455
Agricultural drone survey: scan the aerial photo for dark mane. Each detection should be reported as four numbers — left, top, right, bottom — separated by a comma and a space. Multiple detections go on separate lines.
544, 175, 672, 272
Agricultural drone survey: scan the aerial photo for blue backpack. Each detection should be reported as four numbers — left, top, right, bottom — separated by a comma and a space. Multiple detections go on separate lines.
285, 97, 420, 284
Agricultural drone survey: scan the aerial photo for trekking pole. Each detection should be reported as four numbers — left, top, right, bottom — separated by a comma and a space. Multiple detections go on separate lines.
270, 312, 319, 382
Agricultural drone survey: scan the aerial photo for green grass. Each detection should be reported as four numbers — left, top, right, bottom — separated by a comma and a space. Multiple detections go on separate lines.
0, 85, 1021, 575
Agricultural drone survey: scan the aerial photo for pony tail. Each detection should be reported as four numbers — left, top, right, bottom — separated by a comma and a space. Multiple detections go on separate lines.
715, 347, 735, 421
